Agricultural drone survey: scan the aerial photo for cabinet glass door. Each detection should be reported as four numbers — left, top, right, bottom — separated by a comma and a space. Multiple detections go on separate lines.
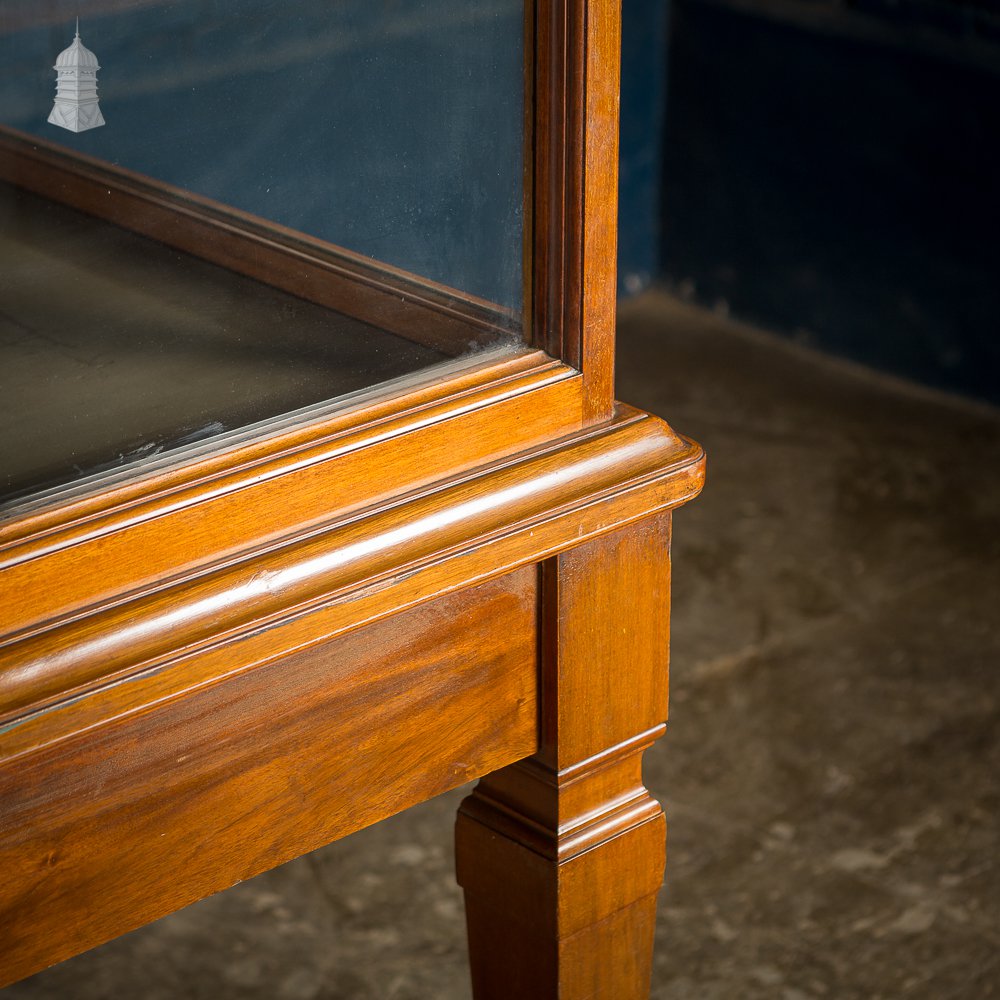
0, 0, 524, 509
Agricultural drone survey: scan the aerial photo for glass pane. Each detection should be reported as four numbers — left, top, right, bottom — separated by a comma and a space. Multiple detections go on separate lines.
0, 0, 524, 510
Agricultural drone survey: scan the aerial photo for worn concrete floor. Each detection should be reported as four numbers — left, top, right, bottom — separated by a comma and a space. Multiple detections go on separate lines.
5, 289, 999, 998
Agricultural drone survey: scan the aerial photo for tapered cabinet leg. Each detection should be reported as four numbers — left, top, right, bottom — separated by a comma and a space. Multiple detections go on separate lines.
456, 515, 672, 1000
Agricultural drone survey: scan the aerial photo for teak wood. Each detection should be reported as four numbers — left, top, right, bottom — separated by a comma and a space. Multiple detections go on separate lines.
0, 0, 705, 996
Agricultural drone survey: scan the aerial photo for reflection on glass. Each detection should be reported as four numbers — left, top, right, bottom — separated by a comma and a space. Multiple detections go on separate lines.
0, 0, 524, 509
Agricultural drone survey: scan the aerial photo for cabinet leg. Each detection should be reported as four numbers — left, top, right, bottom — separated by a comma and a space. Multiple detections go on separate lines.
456, 516, 672, 999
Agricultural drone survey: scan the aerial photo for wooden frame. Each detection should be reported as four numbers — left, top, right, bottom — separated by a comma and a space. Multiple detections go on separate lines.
0, 126, 518, 357
0, 0, 624, 512
0, 2, 706, 996
530, 0, 622, 423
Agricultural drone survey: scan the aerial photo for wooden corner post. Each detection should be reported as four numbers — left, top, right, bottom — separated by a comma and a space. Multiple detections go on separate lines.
529, 0, 621, 425
456, 514, 672, 998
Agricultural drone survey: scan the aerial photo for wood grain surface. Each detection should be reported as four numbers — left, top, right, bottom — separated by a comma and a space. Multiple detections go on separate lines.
0, 407, 702, 749
0, 570, 538, 987
0, 355, 583, 636
0, 3, 703, 995
531, 0, 621, 422
0, 348, 565, 544
0, 410, 703, 991
457, 517, 673, 999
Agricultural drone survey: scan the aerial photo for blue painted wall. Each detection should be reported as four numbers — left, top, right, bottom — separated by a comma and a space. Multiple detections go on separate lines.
654, 0, 1000, 404
9, 0, 994, 404
617, 0, 671, 295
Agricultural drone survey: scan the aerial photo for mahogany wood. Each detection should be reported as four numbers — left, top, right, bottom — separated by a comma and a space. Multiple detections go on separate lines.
0, 408, 702, 745
457, 517, 672, 999
0, 1, 705, 994
0, 354, 584, 634
0, 348, 570, 543
531, 0, 620, 422
7, 0, 625, 406
0, 127, 516, 356
0, 570, 539, 987
0, 411, 704, 991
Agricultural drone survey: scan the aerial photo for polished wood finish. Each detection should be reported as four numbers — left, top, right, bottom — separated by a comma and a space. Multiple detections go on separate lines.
0, 408, 701, 749
531, 0, 621, 422
457, 517, 671, 999
0, 0, 705, 993
0, 348, 572, 542
0, 127, 515, 356
0, 353, 586, 638
0, 570, 538, 986
0, 411, 703, 990
5, 0, 624, 411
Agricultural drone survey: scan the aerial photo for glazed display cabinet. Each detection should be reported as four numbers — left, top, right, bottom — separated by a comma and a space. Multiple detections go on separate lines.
0, 2, 704, 996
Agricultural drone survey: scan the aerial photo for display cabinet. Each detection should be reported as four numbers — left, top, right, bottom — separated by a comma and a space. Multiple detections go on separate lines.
0, 2, 704, 996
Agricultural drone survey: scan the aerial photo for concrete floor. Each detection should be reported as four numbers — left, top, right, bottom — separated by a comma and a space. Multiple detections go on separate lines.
5, 289, 999, 998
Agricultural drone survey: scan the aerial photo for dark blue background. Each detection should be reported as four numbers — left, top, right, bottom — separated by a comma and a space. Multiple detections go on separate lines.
1, 0, 524, 311
7, 1, 997, 403
619, 0, 1000, 405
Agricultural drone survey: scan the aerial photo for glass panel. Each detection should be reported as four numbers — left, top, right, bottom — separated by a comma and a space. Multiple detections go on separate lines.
0, 0, 524, 510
